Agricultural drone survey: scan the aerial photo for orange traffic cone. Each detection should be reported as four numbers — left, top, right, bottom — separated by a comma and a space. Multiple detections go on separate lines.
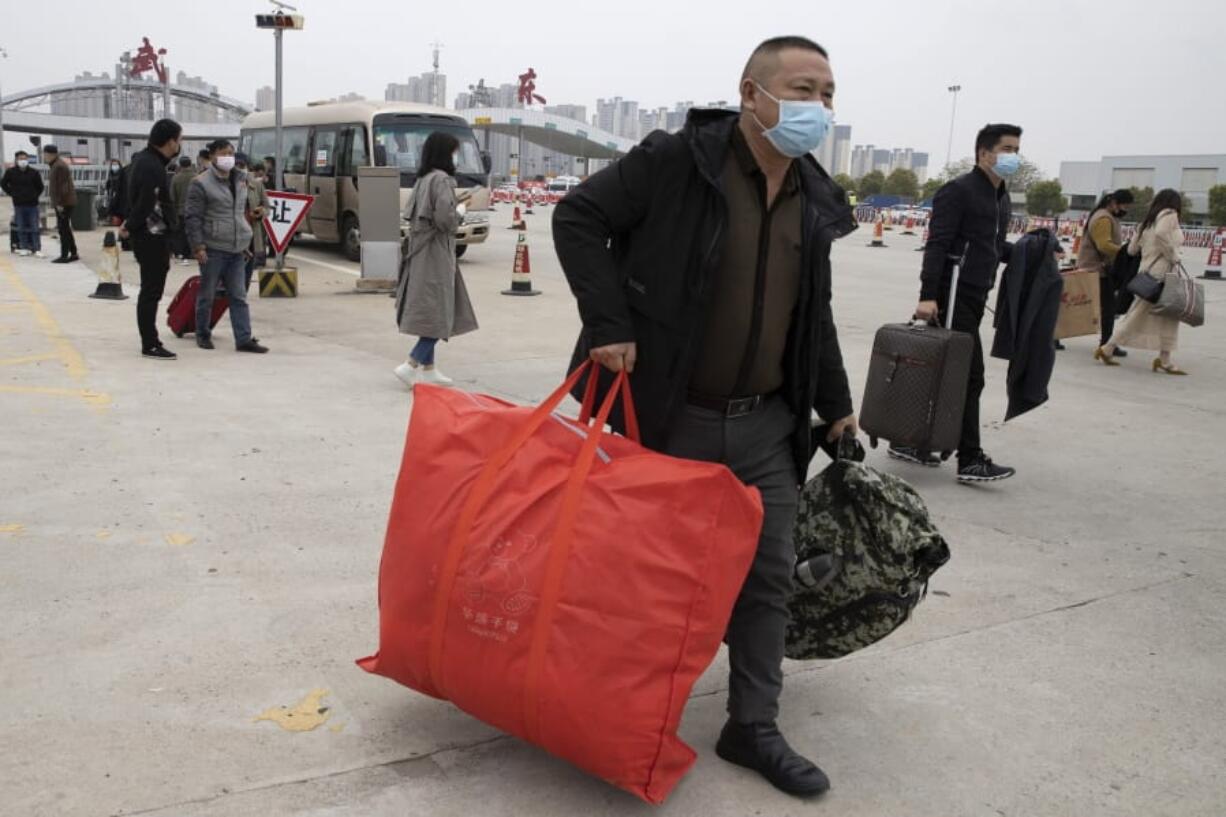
869, 217, 886, 248
502, 232, 541, 296
523, 191, 535, 216
507, 205, 526, 231
915, 226, 929, 252
902, 216, 916, 236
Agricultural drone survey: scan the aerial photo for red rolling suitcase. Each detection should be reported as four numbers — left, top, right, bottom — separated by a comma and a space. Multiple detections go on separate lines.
860, 257, 974, 457
167, 275, 229, 338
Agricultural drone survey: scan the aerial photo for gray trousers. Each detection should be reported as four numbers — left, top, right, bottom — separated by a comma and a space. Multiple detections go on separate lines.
665, 396, 799, 725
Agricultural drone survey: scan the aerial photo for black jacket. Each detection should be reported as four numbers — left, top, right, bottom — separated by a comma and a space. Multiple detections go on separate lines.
123, 146, 177, 236
921, 166, 1013, 301
1, 165, 44, 207
990, 229, 1062, 420
553, 109, 857, 479
106, 166, 129, 220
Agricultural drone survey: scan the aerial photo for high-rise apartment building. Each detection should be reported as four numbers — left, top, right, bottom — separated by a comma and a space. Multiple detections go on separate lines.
384, 71, 447, 107
255, 85, 275, 112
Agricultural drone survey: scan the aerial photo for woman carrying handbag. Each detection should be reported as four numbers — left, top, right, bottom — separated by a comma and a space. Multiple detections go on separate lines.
1095, 189, 1188, 375
393, 132, 479, 388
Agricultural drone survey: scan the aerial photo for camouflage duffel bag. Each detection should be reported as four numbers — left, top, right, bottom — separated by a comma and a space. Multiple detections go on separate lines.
785, 447, 950, 660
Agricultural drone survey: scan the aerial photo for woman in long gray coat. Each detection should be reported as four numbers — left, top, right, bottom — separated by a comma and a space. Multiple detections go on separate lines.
394, 132, 478, 388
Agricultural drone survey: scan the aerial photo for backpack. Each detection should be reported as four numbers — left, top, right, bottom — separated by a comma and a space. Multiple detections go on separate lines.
786, 437, 951, 660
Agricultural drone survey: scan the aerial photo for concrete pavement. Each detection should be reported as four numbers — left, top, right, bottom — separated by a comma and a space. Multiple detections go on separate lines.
2, 201, 1224, 817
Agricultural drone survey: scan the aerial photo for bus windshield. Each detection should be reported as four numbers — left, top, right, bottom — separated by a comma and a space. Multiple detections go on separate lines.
372, 117, 485, 187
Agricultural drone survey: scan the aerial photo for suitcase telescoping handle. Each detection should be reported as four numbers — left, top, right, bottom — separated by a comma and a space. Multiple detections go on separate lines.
944, 247, 968, 331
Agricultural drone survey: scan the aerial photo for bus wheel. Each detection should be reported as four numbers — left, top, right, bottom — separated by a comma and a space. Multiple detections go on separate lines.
341, 215, 361, 262
455, 245, 468, 259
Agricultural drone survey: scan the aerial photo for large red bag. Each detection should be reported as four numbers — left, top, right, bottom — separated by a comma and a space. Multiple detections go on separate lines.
358, 364, 763, 803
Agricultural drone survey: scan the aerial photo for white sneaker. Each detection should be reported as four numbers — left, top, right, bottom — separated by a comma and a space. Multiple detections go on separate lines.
16, 249, 31, 257
393, 362, 418, 388
418, 367, 455, 386
33, 251, 45, 258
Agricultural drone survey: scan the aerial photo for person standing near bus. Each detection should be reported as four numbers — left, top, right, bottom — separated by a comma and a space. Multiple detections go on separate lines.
393, 131, 478, 388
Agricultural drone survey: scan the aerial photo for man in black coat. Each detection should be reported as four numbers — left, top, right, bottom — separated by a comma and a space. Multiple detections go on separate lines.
891, 123, 1023, 483
120, 119, 183, 360
553, 36, 857, 798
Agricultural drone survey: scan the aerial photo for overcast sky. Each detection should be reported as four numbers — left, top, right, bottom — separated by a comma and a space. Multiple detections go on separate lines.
4, 0, 1224, 176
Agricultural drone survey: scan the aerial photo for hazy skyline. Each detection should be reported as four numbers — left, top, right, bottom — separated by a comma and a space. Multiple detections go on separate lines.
3, 0, 1224, 176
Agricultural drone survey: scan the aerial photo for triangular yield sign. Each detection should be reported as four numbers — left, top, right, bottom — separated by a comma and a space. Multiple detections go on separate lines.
262, 191, 315, 255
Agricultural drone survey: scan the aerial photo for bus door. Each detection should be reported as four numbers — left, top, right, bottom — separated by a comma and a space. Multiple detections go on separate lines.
307, 126, 340, 241
335, 125, 368, 260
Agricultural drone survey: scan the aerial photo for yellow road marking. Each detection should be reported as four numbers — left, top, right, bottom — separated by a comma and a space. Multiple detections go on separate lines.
0, 524, 26, 535
0, 385, 111, 410
0, 352, 60, 367
0, 262, 88, 381
163, 532, 195, 546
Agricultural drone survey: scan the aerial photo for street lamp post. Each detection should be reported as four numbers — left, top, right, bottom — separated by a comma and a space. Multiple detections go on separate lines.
945, 84, 962, 173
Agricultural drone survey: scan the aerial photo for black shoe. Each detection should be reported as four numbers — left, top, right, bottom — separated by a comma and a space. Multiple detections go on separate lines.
1113, 347, 1128, 358
1054, 340, 1066, 351
196, 335, 215, 350
957, 454, 1016, 483
51, 256, 72, 264
237, 340, 269, 354
715, 720, 830, 797
888, 445, 942, 467
142, 345, 177, 361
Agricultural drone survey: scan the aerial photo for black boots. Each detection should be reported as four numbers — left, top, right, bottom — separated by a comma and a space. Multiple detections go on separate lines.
715, 719, 830, 797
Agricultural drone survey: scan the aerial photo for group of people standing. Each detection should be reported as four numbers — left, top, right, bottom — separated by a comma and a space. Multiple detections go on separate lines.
118, 119, 269, 359
1, 144, 80, 262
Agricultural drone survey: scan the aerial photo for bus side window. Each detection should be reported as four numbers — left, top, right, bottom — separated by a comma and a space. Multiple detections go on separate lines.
312, 128, 339, 177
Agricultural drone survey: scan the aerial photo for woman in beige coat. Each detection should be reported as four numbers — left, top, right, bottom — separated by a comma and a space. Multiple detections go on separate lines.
1096, 189, 1187, 375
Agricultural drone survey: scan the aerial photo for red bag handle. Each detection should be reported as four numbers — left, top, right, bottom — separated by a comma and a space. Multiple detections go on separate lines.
427, 361, 631, 701
577, 362, 640, 443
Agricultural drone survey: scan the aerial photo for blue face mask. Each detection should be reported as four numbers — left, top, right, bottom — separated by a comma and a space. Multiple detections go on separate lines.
752, 82, 833, 158
992, 152, 1021, 177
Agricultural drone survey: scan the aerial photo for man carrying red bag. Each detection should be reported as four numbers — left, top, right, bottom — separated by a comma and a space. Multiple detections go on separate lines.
554, 36, 858, 797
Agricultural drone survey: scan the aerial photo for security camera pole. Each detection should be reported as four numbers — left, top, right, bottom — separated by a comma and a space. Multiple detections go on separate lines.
255, 2, 304, 272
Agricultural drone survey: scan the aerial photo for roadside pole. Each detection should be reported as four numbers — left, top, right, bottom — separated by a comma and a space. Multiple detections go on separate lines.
255, 4, 304, 272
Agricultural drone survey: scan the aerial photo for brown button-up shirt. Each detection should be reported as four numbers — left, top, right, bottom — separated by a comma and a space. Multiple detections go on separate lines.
688, 125, 803, 398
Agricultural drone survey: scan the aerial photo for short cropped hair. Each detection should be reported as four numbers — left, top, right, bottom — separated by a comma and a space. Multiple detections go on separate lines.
207, 138, 233, 154
149, 118, 182, 148
1110, 188, 1135, 205
742, 36, 829, 81
975, 123, 1023, 155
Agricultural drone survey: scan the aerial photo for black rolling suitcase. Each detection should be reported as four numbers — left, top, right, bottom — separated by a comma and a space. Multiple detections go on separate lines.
860, 259, 974, 457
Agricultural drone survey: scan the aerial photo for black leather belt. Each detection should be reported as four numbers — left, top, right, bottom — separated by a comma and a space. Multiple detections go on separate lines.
686, 391, 771, 419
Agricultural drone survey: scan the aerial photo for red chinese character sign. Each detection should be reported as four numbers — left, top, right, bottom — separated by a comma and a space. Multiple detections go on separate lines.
129, 37, 168, 84
262, 191, 315, 256
517, 68, 546, 106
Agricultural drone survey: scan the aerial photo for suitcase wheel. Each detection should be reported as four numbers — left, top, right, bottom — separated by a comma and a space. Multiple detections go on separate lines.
174, 330, 185, 338
869, 435, 879, 449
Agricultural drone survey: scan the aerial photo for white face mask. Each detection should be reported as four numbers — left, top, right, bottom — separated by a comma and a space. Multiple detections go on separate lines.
17, 159, 29, 169
452, 152, 461, 168
215, 155, 236, 172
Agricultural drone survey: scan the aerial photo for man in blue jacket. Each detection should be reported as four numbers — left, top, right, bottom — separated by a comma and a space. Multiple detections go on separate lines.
891, 123, 1023, 483
554, 36, 857, 797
